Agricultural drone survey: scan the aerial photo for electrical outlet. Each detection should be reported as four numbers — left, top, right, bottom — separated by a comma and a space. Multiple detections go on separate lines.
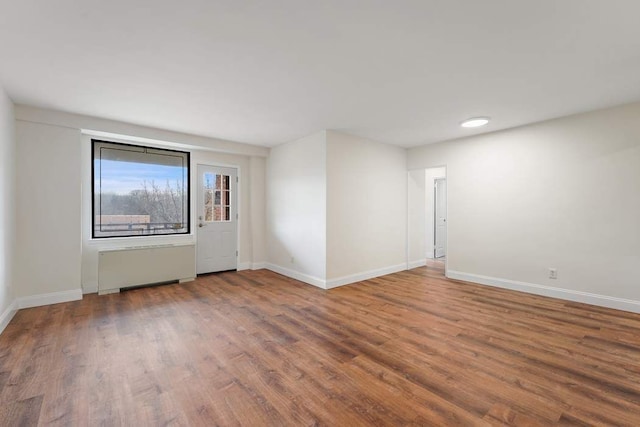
290, 256, 295, 263
549, 268, 558, 279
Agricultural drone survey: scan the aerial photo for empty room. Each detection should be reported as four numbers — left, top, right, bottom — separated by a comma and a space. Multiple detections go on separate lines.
1, 1, 640, 425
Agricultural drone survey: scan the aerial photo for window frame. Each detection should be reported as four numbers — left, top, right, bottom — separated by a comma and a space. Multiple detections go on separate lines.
91, 139, 191, 239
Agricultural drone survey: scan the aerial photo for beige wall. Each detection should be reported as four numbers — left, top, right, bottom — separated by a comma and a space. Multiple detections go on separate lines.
266, 131, 327, 285
326, 131, 407, 284
0, 85, 15, 320
408, 102, 640, 310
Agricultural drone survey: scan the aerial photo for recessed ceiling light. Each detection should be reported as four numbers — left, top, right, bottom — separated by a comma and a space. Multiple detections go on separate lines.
461, 117, 490, 128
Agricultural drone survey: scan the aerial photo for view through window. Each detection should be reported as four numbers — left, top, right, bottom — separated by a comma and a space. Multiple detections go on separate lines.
204, 172, 231, 222
92, 140, 190, 238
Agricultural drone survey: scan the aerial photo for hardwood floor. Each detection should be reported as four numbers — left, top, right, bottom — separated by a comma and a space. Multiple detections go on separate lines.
2, 265, 640, 426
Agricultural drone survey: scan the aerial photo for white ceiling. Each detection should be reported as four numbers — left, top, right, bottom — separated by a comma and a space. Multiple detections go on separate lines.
1, 1, 640, 148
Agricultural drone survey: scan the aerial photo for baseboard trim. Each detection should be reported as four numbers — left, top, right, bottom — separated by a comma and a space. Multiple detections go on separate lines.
265, 263, 326, 289
408, 259, 427, 269
326, 263, 407, 289
238, 262, 268, 271
0, 300, 18, 336
447, 270, 640, 314
16, 288, 83, 309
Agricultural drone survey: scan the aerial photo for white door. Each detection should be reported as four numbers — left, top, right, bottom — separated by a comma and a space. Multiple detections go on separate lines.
196, 165, 238, 274
434, 178, 447, 259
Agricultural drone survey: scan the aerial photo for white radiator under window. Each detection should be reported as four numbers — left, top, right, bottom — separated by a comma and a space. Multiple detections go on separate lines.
98, 244, 196, 295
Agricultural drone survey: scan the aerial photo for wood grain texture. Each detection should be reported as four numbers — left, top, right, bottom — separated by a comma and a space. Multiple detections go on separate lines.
1, 262, 640, 426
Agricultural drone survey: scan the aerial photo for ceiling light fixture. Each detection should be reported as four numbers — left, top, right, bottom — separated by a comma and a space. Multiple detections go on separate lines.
461, 117, 490, 128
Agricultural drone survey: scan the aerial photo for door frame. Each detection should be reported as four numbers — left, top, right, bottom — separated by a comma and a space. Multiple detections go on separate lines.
194, 162, 242, 273
405, 163, 444, 277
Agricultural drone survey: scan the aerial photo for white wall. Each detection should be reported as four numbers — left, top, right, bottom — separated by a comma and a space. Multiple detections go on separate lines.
15, 121, 83, 300
0, 85, 15, 323
14, 107, 268, 298
408, 102, 640, 312
407, 169, 426, 267
266, 130, 407, 288
249, 156, 267, 267
266, 131, 327, 285
16, 105, 268, 157
326, 131, 407, 285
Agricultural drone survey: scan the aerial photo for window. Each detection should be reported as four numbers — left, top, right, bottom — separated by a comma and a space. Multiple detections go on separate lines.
92, 140, 190, 238
204, 172, 231, 222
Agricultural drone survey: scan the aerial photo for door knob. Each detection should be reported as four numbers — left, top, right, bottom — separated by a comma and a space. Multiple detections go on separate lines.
199, 223, 205, 228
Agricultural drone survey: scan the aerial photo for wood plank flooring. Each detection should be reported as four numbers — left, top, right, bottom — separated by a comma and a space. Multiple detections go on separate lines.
2, 263, 640, 426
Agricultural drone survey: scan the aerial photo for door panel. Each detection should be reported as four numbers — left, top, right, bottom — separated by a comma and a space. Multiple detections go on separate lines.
197, 165, 238, 274
434, 178, 447, 259
221, 231, 235, 257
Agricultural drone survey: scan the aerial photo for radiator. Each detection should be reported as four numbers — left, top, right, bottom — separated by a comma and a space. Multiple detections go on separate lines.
98, 244, 196, 295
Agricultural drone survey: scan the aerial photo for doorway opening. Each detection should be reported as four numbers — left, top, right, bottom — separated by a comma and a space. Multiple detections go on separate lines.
434, 177, 447, 260
407, 166, 447, 274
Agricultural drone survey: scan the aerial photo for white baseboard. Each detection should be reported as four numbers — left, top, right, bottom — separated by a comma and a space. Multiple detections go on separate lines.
408, 259, 427, 269
238, 262, 268, 271
264, 263, 326, 289
447, 270, 640, 314
16, 288, 83, 309
0, 300, 18, 336
265, 263, 409, 290
1, 289, 84, 335
326, 263, 407, 289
